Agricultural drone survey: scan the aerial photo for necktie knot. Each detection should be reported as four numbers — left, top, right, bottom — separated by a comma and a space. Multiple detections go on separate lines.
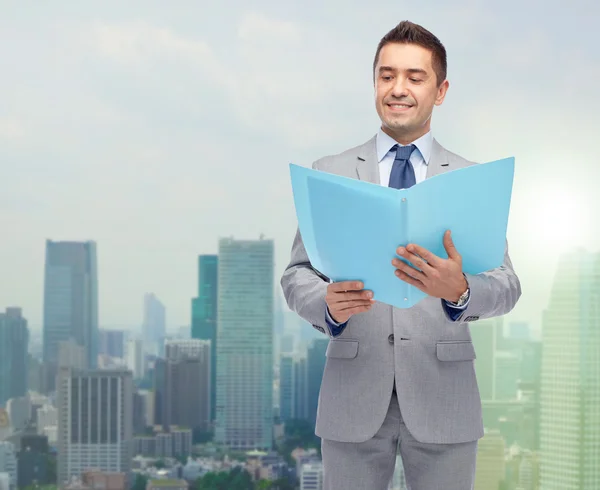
393, 143, 416, 162
388, 144, 417, 189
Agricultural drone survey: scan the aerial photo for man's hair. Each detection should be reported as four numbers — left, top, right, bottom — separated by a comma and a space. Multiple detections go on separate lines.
373, 21, 447, 87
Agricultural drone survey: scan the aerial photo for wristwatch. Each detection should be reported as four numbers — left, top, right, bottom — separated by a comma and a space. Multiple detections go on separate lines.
448, 274, 470, 307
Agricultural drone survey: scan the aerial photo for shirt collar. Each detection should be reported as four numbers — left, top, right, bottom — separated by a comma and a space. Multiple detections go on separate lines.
376, 127, 433, 165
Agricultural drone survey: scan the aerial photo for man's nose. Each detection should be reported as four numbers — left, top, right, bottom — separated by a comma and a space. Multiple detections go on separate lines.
391, 79, 410, 97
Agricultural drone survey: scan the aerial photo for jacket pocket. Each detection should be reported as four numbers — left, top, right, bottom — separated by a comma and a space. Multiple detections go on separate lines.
326, 339, 359, 359
436, 340, 476, 361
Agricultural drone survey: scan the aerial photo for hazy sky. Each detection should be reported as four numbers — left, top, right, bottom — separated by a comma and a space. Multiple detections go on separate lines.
2, 1, 598, 336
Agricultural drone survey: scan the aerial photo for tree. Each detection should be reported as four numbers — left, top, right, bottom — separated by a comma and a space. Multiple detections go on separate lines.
132, 474, 149, 490
194, 467, 254, 490
275, 419, 321, 465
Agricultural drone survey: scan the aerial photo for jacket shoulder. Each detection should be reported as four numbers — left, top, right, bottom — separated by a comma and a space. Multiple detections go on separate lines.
311, 136, 375, 170
437, 141, 479, 168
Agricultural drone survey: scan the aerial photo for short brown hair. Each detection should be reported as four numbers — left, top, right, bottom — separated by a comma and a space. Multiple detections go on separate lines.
373, 21, 447, 87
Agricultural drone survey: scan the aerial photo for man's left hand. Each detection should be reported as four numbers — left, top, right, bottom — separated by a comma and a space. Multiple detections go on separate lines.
392, 230, 468, 303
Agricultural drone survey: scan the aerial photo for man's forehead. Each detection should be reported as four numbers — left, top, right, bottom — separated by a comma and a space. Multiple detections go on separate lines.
377, 49, 432, 72
379, 44, 433, 65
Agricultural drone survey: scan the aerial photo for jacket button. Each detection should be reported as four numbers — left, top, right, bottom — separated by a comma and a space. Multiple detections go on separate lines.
388, 334, 394, 344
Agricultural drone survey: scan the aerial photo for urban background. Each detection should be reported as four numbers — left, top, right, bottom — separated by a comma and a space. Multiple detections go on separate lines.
1, 1, 599, 490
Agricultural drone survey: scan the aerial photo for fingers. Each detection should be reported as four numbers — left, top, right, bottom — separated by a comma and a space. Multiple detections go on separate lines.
334, 299, 374, 310
329, 301, 373, 323
329, 280, 364, 292
327, 287, 373, 303
400, 244, 442, 268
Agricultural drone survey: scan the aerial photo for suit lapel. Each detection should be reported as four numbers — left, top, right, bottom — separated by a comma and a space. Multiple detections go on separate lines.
355, 135, 380, 184
426, 137, 450, 179
354, 133, 451, 184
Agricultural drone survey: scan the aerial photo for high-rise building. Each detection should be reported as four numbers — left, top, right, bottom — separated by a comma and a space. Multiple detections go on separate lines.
470, 317, 504, 401
279, 354, 294, 422
508, 321, 531, 341
0, 308, 29, 407
58, 339, 87, 369
0, 442, 17, 490
126, 339, 144, 379
474, 428, 505, 490
191, 254, 218, 423
5, 431, 51, 489
143, 294, 166, 357
539, 250, 600, 489
293, 356, 309, 422
215, 237, 274, 450
300, 462, 323, 490
57, 367, 133, 486
306, 339, 328, 428
154, 339, 211, 432
43, 240, 98, 370
99, 329, 125, 358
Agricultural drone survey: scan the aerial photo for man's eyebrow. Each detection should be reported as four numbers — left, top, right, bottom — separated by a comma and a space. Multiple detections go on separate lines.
378, 66, 428, 76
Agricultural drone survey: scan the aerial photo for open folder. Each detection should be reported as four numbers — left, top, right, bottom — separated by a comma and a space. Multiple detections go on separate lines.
289, 157, 515, 309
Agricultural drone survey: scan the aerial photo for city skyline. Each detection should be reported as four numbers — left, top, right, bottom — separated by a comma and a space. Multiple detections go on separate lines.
1, 2, 599, 338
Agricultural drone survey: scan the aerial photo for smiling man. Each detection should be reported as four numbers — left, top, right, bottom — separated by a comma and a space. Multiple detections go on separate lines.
280, 20, 522, 490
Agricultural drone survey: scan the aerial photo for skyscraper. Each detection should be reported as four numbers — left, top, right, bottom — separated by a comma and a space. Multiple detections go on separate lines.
0, 308, 29, 407
191, 254, 218, 422
56, 367, 133, 486
306, 338, 328, 428
215, 237, 274, 450
470, 317, 504, 401
143, 294, 166, 357
474, 428, 505, 490
43, 240, 98, 370
279, 354, 294, 422
98, 329, 125, 358
539, 250, 600, 489
160, 339, 211, 431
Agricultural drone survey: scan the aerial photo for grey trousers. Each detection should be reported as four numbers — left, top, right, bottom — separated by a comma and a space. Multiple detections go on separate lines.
321, 385, 478, 490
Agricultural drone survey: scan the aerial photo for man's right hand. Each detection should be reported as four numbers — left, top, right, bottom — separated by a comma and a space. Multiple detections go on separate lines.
325, 281, 375, 324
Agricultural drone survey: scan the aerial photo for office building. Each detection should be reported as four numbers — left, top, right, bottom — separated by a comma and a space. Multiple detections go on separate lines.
0, 308, 29, 407
539, 250, 600, 489
43, 240, 98, 370
215, 237, 274, 450
57, 367, 133, 486
191, 254, 218, 422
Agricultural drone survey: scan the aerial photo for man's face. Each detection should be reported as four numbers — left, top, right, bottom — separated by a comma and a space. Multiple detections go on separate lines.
374, 43, 449, 144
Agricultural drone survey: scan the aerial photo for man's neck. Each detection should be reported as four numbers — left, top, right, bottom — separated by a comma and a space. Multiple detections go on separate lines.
381, 125, 429, 145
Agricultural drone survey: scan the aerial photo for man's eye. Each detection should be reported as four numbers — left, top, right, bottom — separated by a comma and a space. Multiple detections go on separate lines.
382, 76, 393, 81
410, 78, 423, 82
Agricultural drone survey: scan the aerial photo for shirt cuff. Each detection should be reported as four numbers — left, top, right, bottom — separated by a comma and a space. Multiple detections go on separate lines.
325, 306, 347, 337
443, 289, 471, 321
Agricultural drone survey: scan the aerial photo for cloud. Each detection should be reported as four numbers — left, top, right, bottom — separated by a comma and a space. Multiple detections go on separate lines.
0, 118, 25, 140
91, 20, 214, 66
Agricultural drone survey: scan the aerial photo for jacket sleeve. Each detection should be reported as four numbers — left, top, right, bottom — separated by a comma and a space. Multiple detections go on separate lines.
442, 238, 522, 323
280, 160, 337, 337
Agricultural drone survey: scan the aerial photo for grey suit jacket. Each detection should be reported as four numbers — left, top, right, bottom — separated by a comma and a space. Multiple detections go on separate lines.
280, 134, 522, 444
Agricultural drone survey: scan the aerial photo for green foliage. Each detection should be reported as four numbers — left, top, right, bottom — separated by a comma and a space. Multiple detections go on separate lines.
132, 474, 149, 490
194, 467, 254, 490
276, 418, 321, 465
255, 478, 295, 490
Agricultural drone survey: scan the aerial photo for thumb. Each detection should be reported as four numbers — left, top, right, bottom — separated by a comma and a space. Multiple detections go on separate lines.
444, 230, 460, 261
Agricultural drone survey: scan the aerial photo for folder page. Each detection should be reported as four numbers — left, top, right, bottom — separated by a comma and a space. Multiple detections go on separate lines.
289, 157, 514, 309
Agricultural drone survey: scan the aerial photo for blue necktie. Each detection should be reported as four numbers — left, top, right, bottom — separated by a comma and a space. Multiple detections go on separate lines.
388, 144, 416, 189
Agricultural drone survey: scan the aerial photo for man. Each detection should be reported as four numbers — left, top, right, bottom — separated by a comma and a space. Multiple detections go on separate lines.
280, 20, 522, 490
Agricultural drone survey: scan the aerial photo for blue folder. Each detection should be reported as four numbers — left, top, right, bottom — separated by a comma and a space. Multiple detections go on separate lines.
289, 157, 515, 308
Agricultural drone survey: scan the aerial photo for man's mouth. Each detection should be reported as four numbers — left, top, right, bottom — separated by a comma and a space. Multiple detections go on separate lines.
387, 103, 413, 112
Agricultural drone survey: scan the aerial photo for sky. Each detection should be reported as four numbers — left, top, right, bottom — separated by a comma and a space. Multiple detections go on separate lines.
1, 0, 598, 336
